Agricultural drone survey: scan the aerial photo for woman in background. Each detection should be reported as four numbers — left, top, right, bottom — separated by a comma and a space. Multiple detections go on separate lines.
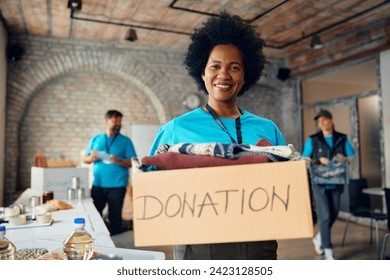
302, 109, 354, 260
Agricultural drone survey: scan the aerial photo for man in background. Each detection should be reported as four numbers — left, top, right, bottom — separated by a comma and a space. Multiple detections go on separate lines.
82, 110, 137, 235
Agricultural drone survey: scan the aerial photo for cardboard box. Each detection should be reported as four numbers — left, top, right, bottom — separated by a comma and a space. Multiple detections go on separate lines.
31, 167, 90, 199
34, 154, 75, 168
46, 160, 76, 168
132, 160, 313, 247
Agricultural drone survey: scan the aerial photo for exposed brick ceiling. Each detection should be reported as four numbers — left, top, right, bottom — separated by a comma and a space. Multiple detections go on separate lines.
0, 0, 389, 76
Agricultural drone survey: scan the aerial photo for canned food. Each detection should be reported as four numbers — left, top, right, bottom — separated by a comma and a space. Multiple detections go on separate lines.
77, 188, 85, 200
67, 188, 75, 201
72, 177, 80, 189
16, 204, 25, 214
29, 196, 41, 208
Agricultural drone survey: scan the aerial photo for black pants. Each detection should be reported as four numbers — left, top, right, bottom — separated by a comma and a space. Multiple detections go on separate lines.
183, 240, 278, 260
91, 186, 126, 235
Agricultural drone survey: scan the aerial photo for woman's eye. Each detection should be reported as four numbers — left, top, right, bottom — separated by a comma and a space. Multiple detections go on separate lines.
210, 64, 220, 69
230, 65, 241, 71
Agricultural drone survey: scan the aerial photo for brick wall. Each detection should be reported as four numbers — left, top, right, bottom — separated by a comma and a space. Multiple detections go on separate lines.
4, 35, 298, 205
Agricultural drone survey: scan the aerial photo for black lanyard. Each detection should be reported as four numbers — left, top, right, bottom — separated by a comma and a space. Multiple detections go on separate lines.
105, 134, 118, 154
205, 104, 242, 144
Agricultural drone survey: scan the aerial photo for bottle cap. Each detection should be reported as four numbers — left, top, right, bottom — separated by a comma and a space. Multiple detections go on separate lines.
74, 218, 85, 224
0, 225, 5, 231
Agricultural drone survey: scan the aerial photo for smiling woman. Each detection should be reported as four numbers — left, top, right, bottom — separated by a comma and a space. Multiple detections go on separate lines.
201, 45, 245, 113
146, 12, 287, 260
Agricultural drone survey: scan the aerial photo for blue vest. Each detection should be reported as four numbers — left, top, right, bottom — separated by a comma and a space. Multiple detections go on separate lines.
310, 131, 347, 162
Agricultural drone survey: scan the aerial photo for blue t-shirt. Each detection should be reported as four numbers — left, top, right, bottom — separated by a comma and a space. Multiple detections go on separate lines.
149, 107, 286, 155
302, 136, 355, 158
85, 133, 137, 187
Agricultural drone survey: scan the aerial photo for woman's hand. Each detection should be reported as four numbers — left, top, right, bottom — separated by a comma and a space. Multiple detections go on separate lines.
303, 157, 312, 163
333, 153, 346, 162
319, 157, 330, 165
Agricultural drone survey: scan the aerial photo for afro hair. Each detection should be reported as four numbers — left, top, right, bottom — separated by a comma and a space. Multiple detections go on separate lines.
184, 12, 267, 96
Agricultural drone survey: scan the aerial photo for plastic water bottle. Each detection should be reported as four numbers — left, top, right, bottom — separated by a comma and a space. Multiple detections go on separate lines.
0, 225, 16, 260
63, 218, 94, 260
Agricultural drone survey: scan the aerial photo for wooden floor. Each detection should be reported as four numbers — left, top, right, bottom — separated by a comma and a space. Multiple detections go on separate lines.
112, 218, 389, 260
278, 219, 386, 260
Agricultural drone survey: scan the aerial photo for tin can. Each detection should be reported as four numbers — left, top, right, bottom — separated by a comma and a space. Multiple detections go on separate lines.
67, 188, 75, 201
77, 188, 85, 200
29, 196, 41, 208
29, 196, 41, 220
72, 177, 80, 189
16, 203, 25, 214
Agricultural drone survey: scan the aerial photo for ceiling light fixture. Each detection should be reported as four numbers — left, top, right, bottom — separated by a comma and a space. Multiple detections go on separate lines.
64, 1, 389, 49
125, 29, 138, 42
310, 34, 323, 49
67, 1, 191, 38
67, 0, 82, 11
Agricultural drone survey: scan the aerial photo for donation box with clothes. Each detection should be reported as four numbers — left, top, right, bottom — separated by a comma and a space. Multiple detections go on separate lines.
132, 160, 313, 247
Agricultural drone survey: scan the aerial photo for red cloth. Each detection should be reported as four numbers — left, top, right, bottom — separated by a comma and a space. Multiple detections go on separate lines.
141, 139, 272, 170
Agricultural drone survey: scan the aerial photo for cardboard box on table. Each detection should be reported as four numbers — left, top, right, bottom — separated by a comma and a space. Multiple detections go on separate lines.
132, 160, 313, 247
31, 166, 89, 200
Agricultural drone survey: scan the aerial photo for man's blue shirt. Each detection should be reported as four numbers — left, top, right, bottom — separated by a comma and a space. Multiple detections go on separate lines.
86, 133, 137, 187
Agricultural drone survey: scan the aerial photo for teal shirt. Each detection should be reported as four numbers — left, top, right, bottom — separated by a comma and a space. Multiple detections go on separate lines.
302, 136, 355, 158
85, 133, 137, 187
149, 108, 286, 156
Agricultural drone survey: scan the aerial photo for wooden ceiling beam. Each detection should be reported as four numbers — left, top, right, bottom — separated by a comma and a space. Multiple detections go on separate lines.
290, 42, 390, 77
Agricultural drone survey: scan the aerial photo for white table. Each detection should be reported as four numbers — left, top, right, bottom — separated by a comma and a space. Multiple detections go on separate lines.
5, 198, 114, 247
362, 187, 385, 196
3, 198, 165, 259
362, 187, 387, 214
